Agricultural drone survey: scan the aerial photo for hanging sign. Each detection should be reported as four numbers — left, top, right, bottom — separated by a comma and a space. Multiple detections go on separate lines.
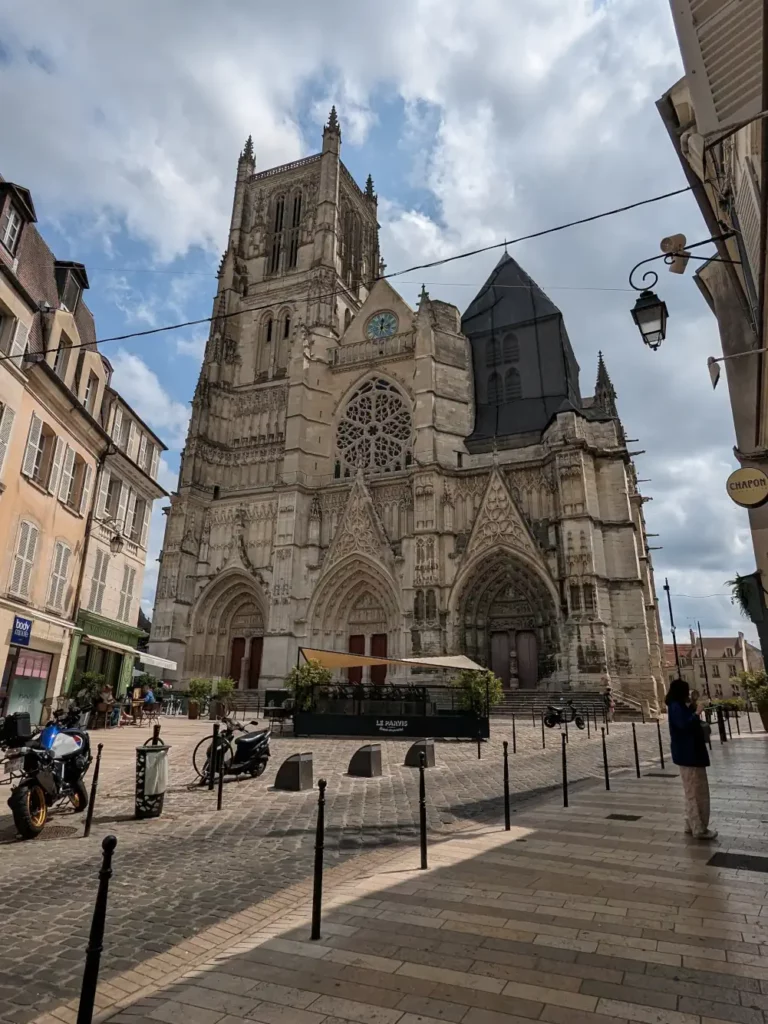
11, 616, 32, 647
726, 468, 768, 509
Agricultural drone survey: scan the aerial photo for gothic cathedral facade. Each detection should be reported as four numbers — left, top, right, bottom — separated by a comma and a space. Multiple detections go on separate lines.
149, 110, 665, 706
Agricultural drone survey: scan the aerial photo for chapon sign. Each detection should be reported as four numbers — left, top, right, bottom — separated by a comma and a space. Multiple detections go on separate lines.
726, 468, 768, 509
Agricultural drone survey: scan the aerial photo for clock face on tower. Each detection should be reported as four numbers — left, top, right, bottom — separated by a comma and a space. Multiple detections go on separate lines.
365, 311, 398, 340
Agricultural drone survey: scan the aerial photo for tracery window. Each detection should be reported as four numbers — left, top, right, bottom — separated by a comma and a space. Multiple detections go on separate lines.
504, 367, 521, 401
488, 372, 502, 405
267, 189, 303, 275
335, 378, 413, 477
502, 332, 519, 362
486, 337, 499, 367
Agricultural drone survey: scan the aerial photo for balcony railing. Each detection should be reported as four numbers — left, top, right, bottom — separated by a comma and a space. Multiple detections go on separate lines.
331, 332, 414, 369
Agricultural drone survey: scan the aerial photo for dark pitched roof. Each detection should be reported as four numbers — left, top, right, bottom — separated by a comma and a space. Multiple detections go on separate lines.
462, 252, 561, 332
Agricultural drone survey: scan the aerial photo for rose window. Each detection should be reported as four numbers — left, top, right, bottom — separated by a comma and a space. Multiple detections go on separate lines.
335, 378, 413, 477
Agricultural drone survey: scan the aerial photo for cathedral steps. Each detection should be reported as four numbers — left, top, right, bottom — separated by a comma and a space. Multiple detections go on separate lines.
494, 689, 644, 722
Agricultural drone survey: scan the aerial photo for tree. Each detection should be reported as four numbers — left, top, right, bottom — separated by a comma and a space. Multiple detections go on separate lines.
451, 669, 503, 714
284, 659, 332, 711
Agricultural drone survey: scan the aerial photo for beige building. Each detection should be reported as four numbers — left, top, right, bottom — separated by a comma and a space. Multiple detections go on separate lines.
664, 630, 763, 698
149, 115, 665, 706
659, 0, 767, 653
0, 177, 169, 724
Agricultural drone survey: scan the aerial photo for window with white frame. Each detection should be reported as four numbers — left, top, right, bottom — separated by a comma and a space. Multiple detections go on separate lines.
9, 519, 39, 598
87, 548, 110, 613
83, 371, 98, 413
0, 400, 16, 479
21, 413, 59, 490
53, 335, 72, 380
59, 272, 81, 314
117, 564, 136, 623
1, 203, 22, 254
47, 541, 71, 611
0, 316, 29, 366
130, 497, 148, 544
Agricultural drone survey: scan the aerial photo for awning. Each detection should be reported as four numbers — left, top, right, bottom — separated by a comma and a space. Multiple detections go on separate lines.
136, 651, 177, 671
299, 647, 485, 672
83, 635, 139, 658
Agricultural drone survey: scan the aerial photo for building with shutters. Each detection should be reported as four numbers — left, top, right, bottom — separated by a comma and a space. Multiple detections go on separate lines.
149, 114, 664, 707
659, 0, 767, 656
663, 630, 763, 695
0, 176, 168, 724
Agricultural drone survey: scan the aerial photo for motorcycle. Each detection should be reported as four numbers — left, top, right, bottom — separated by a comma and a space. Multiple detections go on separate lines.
543, 700, 586, 731
192, 716, 271, 782
1, 706, 92, 840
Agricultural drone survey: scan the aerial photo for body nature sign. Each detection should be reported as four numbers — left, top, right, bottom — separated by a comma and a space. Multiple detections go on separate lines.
726, 468, 768, 509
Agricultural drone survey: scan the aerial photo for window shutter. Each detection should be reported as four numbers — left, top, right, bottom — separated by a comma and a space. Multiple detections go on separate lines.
88, 549, 103, 611
0, 403, 15, 477
124, 489, 137, 538
118, 563, 129, 621
127, 422, 137, 459
48, 541, 64, 607
48, 436, 65, 495
116, 482, 128, 530
79, 462, 93, 515
670, 0, 763, 135
21, 413, 42, 478
112, 405, 123, 441
9, 320, 29, 366
58, 445, 76, 503
150, 446, 159, 478
126, 566, 136, 620
138, 434, 147, 470
734, 157, 761, 292
19, 523, 38, 598
96, 551, 110, 613
96, 468, 111, 518
140, 501, 151, 547
10, 520, 30, 594
57, 544, 71, 610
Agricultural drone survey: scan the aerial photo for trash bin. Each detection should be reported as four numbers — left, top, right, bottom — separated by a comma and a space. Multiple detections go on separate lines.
135, 741, 171, 819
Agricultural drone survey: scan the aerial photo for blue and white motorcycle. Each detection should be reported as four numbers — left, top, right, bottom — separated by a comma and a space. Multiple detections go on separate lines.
1, 706, 92, 839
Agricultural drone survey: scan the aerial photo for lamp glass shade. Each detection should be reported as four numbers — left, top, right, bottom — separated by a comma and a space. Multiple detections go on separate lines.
110, 533, 125, 555
631, 289, 668, 350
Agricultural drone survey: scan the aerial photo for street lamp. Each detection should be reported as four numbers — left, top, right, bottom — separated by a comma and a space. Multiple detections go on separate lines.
110, 533, 125, 555
631, 289, 668, 350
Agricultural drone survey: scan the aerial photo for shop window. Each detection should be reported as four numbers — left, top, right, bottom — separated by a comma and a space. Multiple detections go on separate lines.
47, 540, 71, 612
9, 519, 39, 598
118, 564, 136, 623
87, 548, 110, 614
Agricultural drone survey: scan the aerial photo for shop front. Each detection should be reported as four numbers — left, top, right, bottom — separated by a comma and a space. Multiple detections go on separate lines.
0, 600, 76, 725
64, 610, 144, 698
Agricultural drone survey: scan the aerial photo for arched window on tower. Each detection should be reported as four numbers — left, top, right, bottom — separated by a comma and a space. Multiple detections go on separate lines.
414, 590, 424, 621
502, 331, 519, 363
267, 194, 286, 275
276, 311, 291, 372
287, 190, 302, 269
342, 208, 362, 287
425, 589, 437, 620
344, 308, 352, 333
259, 315, 273, 375
504, 367, 521, 401
486, 337, 499, 367
488, 372, 502, 405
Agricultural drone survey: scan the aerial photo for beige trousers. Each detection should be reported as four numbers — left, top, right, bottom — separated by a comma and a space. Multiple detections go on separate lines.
679, 765, 710, 836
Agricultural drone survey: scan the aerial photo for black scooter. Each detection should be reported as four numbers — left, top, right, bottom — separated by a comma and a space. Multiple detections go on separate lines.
543, 700, 586, 730
192, 717, 271, 782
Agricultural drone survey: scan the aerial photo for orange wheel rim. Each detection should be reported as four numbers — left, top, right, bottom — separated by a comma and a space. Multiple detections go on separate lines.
28, 788, 46, 828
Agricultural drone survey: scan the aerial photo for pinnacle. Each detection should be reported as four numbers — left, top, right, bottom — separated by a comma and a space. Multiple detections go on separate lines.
365, 174, 375, 200
326, 105, 340, 131
240, 135, 254, 162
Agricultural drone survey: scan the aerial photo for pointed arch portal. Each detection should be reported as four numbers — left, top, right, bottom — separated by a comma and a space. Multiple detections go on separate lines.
190, 570, 267, 688
454, 549, 560, 689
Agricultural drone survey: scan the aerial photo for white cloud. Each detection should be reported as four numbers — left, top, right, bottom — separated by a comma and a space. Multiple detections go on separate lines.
175, 334, 206, 360
110, 349, 190, 448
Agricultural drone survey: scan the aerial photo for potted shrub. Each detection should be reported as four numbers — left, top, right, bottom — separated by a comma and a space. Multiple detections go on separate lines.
284, 659, 332, 712
211, 677, 235, 720
740, 670, 768, 731
187, 678, 212, 720
451, 668, 503, 716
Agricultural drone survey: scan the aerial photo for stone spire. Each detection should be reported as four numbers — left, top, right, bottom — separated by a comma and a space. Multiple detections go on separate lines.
364, 174, 376, 201
325, 105, 340, 134
594, 350, 617, 418
240, 134, 254, 162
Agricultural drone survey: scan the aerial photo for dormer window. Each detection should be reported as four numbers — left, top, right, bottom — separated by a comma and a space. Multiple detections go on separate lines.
54, 262, 89, 315
1, 205, 22, 254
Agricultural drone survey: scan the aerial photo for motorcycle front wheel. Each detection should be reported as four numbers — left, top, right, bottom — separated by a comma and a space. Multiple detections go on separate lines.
69, 778, 89, 812
574, 716, 586, 730
9, 781, 48, 839
543, 713, 558, 729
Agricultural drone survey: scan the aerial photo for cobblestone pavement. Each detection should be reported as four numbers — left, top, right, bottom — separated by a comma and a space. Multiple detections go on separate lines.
0, 715, 697, 1022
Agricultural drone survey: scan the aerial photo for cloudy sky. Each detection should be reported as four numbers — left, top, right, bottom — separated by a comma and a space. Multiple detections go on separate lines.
0, 0, 756, 645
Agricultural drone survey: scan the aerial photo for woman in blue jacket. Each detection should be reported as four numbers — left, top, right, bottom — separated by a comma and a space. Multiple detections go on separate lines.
666, 678, 717, 840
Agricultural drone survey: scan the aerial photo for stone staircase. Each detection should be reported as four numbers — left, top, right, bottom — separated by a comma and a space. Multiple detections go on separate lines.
493, 689, 647, 722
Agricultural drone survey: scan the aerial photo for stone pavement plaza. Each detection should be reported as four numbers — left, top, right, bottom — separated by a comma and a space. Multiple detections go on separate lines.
1, 717, 766, 1024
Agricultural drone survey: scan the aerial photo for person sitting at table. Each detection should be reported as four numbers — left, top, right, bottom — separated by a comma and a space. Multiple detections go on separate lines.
142, 685, 156, 705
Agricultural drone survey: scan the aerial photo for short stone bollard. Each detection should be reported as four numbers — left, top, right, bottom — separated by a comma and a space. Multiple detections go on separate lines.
348, 744, 382, 778
405, 738, 435, 768
274, 752, 313, 791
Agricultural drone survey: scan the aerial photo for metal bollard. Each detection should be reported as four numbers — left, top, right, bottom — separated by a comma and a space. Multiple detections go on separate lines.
217, 741, 225, 811
310, 779, 327, 941
208, 723, 219, 790
512, 713, 516, 755
83, 743, 103, 840
564, 716, 569, 744
601, 727, 610, 791
561, 733, 568, 808
747, 706, 753, 733
735, 710, 741, 736
586, 711, 590, 739
152, 723, 161, 745
726, 709, 733, 739
605, 706, 610, 736
716, 706, 727, 744
477, 730, 482, 760
419, 752, 428, 870
503, 740, 511, 831
656, 718, 665, 770
541, 712, 546, 750
76, 835, 117, 1024
632, 722, 640, 778
641, 705, 646, 724
531, 708, 536, 728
